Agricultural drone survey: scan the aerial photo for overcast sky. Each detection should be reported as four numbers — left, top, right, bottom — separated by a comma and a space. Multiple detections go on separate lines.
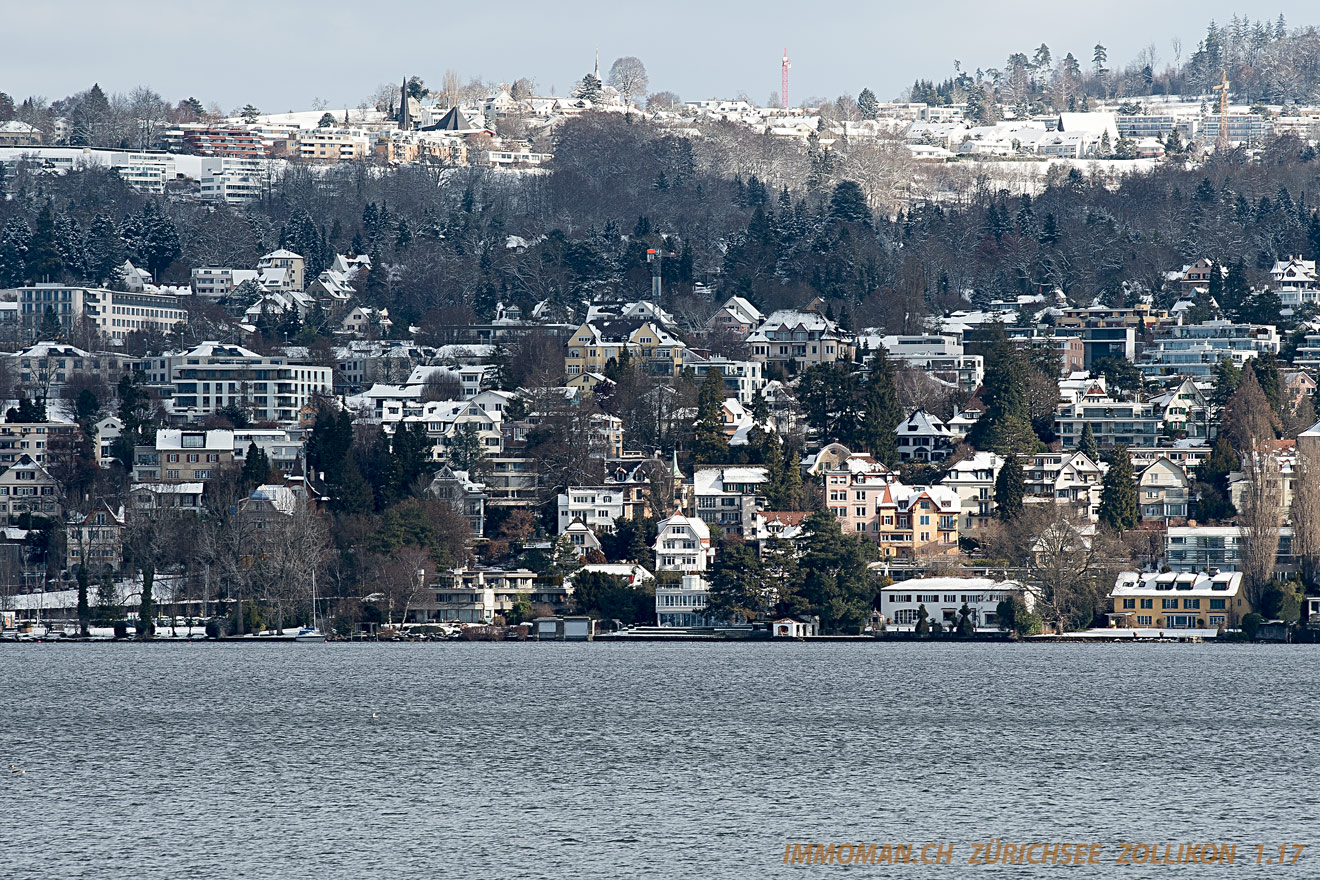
3, 1, 1315, 113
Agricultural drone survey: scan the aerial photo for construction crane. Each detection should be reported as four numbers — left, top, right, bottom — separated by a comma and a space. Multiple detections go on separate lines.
1212, 71, 1230, 151
781, 49, 791, 109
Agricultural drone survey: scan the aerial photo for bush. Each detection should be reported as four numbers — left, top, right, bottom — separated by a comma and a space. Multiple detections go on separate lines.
1242, 613, 1264, 641
112, 620, 128, 639
204, 619, 221, 639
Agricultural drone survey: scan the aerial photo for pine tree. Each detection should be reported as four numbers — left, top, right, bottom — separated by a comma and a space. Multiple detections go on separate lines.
994, 455, 1025, 520
860, 350, 902, 467
857, 87, 879, 120
0, 217, 30, 287
1098, 445, 1139, 530
706, 540, 769, 622
1079, 422, 1099, 461
25, 203, 64, 283
137, 563, 155, 638
692, 368, 729, 464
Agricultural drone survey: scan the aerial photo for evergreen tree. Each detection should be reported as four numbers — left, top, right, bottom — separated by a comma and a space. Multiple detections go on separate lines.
857, 87, 879, 120
994, 455, 1025, 520
828, 179, 872, 226
1211, 356, 1242, 408
1098, 445, 1139, 531
573, 73, 603, 102
797, 509, 877, 633
241, 441, 272, 490
1250, 352, 1283, 415
692, 368, 729, 464
0, 216, 31, 288
1078, 422, 1099, 461
860, 349, 902, 467
706, 539, 769, 622
973, 331, 1036, 455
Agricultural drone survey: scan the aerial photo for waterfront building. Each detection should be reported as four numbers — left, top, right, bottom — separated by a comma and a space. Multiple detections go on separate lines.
1107, 570, 1247, 629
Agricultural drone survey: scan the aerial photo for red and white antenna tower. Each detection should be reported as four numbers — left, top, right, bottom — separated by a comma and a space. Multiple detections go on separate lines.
781, 48, 791, 109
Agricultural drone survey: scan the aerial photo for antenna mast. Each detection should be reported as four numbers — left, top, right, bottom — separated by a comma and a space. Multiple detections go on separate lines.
781, 49, 791, 109
1212, 70, 1230, 151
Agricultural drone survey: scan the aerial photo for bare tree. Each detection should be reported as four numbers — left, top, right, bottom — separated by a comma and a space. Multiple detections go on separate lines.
607, 57, 649, 107
1238, 448, 1284, 610
1290, 443, 1320, 587
368, 547, 430, 627
420, 370, 463, 402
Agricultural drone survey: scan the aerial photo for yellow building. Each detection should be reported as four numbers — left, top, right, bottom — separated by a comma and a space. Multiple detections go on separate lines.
1107, 570, 1248, 630
564, 321, 686, 378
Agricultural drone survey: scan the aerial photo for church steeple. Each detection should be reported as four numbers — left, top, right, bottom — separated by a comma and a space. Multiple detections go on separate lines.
398, 76, 412, 131
594, 50, 600, 80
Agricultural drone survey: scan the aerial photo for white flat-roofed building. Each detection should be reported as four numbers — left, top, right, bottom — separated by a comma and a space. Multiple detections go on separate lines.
655, 574, 713, 627
878, 576, 1029, 631
150, 341, 332, 424
693, 465, 768, 536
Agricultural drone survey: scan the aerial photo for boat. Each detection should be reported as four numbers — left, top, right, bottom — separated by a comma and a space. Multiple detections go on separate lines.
295, 570, 327, 641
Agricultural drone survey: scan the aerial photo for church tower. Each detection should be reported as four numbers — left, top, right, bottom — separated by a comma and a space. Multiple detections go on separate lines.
398, 76, 412, 131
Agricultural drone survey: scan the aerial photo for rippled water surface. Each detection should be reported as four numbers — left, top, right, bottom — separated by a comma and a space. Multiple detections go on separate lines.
1, 642, 1316, 878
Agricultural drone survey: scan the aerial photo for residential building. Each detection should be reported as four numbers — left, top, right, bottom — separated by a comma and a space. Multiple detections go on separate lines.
1108, 570, 1247, 629
655, 574, 714, 627
10, 342, 135, 394
557, 483, 646, 533
896, 409, 956, 462
872, 335, 984, 393
427, 465, 486, 536
878, 577, 1029, 631
654, 512, 712, 573
685, 356, 764, 404
133, 429, 235, 484
1165, 526, 1295, 575
1055, 383, 1163, 450
563, 320, 686, 378
428, 567, 550, 623
190, 267, 260, 298
1139, 320, 1280, 380
1151, 378, 1216, 441
1019, 451, 1107, 520
1137, 457, 1191, 526
13, 285, 188, 342
145, 341, 333, 424
255, 249, 306, 292
0, 454, 60, 519
706, 295, 763, 337
693, 466, 768, 536
0, 422, 80, 467
129, 482, 205, 512
942, 451, 1003, 533
746, 310, 854, 369
65, 502, 125, 572
562, 519, 603, 557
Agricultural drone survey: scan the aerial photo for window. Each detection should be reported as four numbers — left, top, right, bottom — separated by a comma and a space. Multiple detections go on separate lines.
1122, 598, 1136, 609
1137, 615, 1152, 626
1183, 598, 1200, 609
1140, 598, 1153, 609
1209, 598, 1226, 610
1161, 598, 1178, 610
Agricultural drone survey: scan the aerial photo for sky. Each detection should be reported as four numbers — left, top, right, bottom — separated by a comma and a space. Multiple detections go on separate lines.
2, 1, 1315, 113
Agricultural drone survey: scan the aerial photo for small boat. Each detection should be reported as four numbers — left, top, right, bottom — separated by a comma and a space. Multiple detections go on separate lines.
294, 626, 326, 642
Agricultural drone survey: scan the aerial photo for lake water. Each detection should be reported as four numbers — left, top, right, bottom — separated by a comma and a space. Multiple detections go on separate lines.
1, 642, 1316, 878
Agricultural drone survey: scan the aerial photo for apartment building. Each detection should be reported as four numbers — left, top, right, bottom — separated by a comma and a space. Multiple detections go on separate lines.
693, 466, 768, 536
1140, 320, 1280, 379
255, 249, 306, 292
13, 285, 189, 343
144, 341, 332, 424
1108, 570, 1247, 629
133, 429, 235, 484
1019, 451, 1107, 520
941, 451, 1003, 533
1056, 383, 1163, 450
564, 320, 686, 378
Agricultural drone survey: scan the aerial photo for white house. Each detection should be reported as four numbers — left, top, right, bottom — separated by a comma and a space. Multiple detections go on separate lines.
653, 513, 712, 573
878, 577, 1030, 631
655, 575, 713, 628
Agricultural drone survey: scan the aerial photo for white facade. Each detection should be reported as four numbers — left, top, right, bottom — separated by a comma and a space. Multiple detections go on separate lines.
146, 341, 333, 424
653, 513, 712, 573
878, 577, 1028, 631
655, 574, 712, 627
557, 486, 628, 533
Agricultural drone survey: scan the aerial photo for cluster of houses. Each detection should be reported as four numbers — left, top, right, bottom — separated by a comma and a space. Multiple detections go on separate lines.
4, 232, 1320, 636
